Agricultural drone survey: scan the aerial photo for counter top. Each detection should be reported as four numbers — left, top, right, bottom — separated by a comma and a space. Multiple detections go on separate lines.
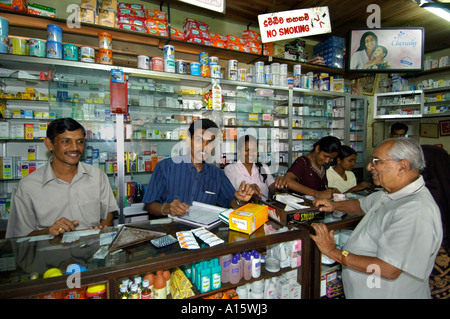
0, 211, 362, 299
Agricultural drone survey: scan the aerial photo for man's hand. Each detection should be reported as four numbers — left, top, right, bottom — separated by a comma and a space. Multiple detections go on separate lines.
273, 176, 289, 190
313, 199, 335, 212
168, 199, 190, 216
49, 218, 79, 235
235, 181, 255, 203
249, 183, 262, 197
310, 223, 337, 258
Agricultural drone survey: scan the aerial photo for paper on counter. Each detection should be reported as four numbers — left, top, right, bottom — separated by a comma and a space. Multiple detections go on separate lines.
92, 246, 110, 259
17, 234, 54, 243
275, 194, 310, 210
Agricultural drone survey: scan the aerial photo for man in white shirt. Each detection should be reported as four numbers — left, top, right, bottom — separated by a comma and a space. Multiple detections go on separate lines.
6, 118, 119, 238
311, 138, 442, 298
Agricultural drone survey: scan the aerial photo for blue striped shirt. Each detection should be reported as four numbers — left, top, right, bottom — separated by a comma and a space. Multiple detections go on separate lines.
143, 154, 236, 208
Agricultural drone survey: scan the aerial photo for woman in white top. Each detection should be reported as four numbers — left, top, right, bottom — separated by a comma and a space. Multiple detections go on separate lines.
350, 31, 378, 70
326, 145, 372, 193
224, 135, 288, 198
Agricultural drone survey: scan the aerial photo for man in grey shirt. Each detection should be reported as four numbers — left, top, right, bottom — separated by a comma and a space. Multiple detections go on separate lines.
6, 118, 119, 238
311, 138, 442, 298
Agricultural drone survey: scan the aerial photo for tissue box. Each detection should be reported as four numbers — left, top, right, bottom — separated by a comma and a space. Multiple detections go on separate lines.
228, 203, 268, 235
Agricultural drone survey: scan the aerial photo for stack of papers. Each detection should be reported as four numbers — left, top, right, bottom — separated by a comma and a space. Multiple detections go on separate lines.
275, 194, 311, 211
169, 201, 231, 229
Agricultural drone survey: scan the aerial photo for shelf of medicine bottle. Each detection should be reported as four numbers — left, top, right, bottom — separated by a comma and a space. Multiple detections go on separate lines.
424, 100, 449, 105
292, 137, 344, 141
292, 127, 344, 130
422, 85, 450, 93
223, 125, 289, 129
186, 265, 302, 299
1, 10, 346, 76
0, 98, 49, 104
421, 111, 450, 118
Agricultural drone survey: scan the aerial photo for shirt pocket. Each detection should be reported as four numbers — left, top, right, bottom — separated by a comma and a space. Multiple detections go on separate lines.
79, 199, 101, 226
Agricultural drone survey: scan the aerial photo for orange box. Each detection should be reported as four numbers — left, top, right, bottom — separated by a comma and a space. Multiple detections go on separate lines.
242, 30, 260, 40
229, 203, 268, 235
226, 35, 244, 45
146, 9, 167, 21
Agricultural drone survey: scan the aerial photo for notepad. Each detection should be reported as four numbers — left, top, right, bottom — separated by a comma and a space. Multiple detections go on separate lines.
169, 201, 229, 229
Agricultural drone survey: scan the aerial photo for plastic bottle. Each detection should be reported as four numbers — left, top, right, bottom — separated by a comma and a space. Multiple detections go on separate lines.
129, 283, 139, 299
239, 252, 244, 280
143, 273, 155, 292
119, 284, 129, 299
140, 279, 152, 299
133, 276, 142, 298
219, 254, 232, 283
191, 262, 197, 286
252, 251, 261, 278
163, 270, 171, 296
183, 263, 192, 278
135, 184, 143, 202
243, 251, 252, 280
120, 278, 130, 292
211, 258, 222, 290
195, 262, 202, 290
230, 254, 240, 284
153, 270, 167, 299
86, 145, 93, 158
200, 266, 211, 293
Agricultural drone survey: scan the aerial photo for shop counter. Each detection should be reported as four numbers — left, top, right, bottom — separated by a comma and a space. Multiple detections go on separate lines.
0, 219, 314, 299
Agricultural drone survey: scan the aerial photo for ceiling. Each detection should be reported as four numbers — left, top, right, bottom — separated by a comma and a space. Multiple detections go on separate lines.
171, 0, 450, 54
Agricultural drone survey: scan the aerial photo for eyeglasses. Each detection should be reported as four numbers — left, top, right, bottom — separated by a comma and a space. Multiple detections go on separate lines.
369, 157, 397, 166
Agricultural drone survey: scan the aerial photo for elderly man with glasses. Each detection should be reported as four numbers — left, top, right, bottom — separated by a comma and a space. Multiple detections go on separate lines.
310, 137, 443, 299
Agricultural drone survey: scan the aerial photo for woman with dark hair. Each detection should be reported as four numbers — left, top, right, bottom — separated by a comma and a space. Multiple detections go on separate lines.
350, 31, 378, 70
326, 145, 372, 193
285, 136, 341, 199
224, 134, 288, 198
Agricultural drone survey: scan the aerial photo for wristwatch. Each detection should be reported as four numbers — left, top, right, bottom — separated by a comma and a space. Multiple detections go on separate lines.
341, 250, 350, 266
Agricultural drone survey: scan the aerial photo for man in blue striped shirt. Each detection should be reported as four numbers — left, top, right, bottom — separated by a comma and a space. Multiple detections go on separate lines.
143, 119, 255, 217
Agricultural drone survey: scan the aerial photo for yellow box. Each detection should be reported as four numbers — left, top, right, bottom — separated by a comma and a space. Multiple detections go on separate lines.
229, 203, 268, 235
24, 123, 34, 139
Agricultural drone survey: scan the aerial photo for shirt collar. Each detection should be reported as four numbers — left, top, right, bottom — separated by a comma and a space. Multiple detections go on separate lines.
236, 160, 256, 176
41, 157, 92, 186
385, 175, 425, 200
179, 153, 210, 174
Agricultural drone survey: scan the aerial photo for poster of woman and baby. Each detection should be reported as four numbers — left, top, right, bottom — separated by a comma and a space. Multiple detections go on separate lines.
348, 28, 424, 72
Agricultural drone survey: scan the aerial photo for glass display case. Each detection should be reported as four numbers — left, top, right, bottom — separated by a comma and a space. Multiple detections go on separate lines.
0, 219, 310, 299
348, 95, 367, 179
290, 89, 346, 161
374, 90, 424, 119
422, 85, 450, 116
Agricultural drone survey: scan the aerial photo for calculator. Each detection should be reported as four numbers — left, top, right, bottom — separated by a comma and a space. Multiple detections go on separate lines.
151, 234, 177, 248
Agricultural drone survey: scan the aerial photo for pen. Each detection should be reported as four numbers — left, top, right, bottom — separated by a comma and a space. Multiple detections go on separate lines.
80, 232, 116, 248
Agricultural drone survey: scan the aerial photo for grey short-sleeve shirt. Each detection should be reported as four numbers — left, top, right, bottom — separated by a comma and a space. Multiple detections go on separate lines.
342, 176, 443, 299
6, 160, 119, 238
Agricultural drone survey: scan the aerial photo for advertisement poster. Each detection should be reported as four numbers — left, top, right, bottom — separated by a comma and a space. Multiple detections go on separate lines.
258, 6, 331, 43
348, 28, 424, 72
178, 0, 225, 13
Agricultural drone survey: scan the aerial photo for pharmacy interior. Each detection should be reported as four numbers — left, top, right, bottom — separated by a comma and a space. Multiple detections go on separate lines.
0, 0, 449, 300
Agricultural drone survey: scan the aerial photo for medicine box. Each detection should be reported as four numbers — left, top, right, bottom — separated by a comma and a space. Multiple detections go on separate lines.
228, 203, 268, 235
0, 157, 20, 179
80, 0, 98, 10
0, 121, 9, 138
24, 123, 34, 139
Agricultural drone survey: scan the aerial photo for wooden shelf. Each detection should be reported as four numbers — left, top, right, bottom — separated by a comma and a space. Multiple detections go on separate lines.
1, 10, 346, 74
